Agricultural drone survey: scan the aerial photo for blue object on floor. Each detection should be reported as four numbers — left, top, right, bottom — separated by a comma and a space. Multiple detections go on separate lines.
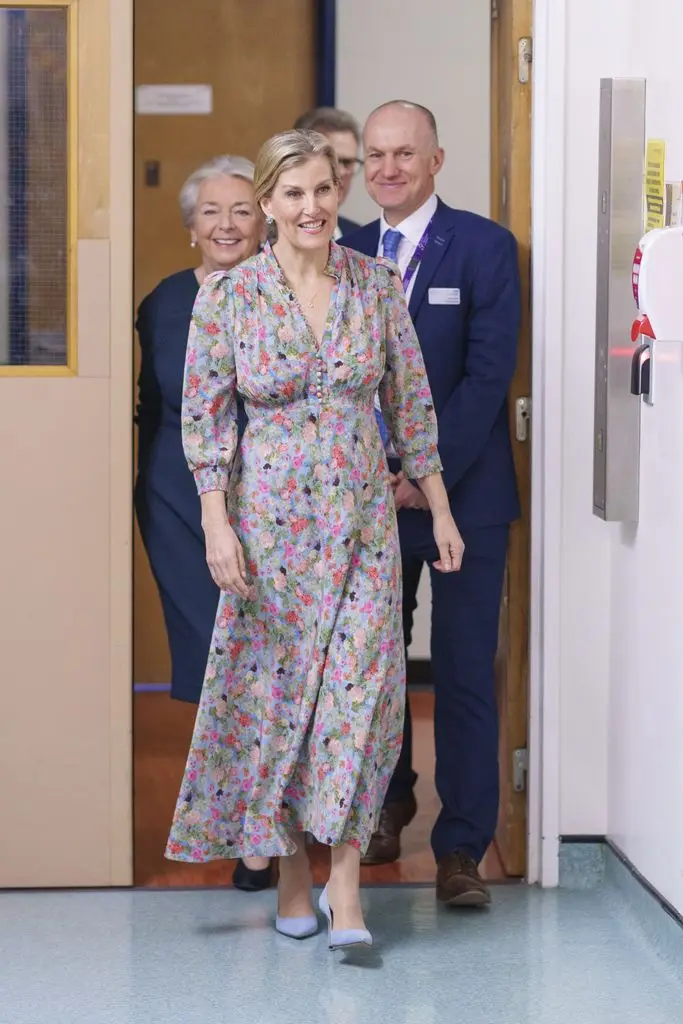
274, 911, 318, 940
319, 884, 373, 950
2, 870, 682, 1023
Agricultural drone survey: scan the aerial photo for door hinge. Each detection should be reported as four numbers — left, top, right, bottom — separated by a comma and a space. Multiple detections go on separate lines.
492, 0, 499, 20
513, 748, 528, 792
515, 396, 531, 441
518, 37, 533, 84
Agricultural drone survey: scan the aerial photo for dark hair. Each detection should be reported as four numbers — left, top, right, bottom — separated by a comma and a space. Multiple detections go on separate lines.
293, 106, 361, 145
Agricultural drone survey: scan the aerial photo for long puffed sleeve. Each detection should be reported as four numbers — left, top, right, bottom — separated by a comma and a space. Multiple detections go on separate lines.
181, 272, 239, 494
376, 262, 443, 480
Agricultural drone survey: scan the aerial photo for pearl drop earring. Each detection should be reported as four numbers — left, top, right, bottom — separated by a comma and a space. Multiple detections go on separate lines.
190, 240, 197, 248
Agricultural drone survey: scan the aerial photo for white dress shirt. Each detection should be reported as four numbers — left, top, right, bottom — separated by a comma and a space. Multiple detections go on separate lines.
373, 193, 437, 455
377, 192, 438, 302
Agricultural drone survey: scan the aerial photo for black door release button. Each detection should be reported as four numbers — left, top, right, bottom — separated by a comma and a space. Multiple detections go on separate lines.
144, 160, 160, 187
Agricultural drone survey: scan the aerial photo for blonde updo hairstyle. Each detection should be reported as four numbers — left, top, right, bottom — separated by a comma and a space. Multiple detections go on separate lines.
254, 130, 340, 240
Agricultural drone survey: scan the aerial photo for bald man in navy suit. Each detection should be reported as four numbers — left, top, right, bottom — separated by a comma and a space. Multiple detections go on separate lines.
342, 101, 521, 907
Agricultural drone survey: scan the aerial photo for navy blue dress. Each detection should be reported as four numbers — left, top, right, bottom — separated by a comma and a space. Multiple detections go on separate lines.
135, 268, 217, 704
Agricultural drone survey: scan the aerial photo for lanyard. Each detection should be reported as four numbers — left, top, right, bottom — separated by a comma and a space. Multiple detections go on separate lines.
400, 217, 434, 291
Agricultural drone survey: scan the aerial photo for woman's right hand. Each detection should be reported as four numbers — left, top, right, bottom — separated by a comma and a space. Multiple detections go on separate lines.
203, 518, 255, 600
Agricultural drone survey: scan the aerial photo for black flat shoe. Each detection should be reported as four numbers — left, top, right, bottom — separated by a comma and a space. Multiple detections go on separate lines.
232, 858, 274, 892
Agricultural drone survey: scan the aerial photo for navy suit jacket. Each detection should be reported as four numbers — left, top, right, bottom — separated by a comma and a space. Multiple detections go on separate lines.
341, 198, 521, 536
337, 213, 361, 236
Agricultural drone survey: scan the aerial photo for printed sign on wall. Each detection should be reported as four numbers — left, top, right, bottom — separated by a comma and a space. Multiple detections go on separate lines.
644, 138, 666, 230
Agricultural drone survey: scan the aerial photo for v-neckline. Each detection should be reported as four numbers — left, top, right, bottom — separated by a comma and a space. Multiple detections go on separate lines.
293, 278, 337, 352
264, 240, 344, 352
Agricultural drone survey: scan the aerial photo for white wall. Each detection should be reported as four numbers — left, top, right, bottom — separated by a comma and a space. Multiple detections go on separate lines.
541, 0, 683, 909
603, 10, 683, 913
608, 344, 683, 913
337, 0, 491, 657
555, 0, 615, 837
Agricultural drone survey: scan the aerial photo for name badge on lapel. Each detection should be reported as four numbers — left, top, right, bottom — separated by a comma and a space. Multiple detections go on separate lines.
428, 287, 460, 305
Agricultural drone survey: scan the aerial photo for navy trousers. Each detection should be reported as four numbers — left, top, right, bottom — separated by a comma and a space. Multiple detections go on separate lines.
386, 523, 509, 864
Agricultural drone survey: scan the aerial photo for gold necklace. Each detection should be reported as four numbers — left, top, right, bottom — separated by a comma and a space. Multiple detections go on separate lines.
300, 285, 320, 310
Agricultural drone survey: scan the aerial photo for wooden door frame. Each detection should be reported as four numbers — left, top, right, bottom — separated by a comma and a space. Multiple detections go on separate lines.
494, 0, 568, 887
490, 0, 533, 879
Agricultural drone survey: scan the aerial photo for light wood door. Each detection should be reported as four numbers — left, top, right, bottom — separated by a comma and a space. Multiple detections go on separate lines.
491, 0, 532, 876
0, 0, 133, 887
133, 0, 316, 684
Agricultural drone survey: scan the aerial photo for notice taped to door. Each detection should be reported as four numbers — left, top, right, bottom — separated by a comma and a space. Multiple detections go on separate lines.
136, 85, 213, 115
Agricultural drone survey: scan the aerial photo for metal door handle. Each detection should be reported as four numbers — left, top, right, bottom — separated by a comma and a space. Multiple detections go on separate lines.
630, 343, 651, 397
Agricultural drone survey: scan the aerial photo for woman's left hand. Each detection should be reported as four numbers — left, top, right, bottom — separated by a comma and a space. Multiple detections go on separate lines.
432, 510, 465, 572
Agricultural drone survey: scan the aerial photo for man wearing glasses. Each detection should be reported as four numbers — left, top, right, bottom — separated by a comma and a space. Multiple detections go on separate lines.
293, 107, 363, 237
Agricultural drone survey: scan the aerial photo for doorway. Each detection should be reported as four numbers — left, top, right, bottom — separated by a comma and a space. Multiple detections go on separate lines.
132, 0, 533, 888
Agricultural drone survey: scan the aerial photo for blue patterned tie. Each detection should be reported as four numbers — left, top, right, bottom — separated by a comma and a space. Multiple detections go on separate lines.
376, 229, 404, 451
375, 399, 390, 449
382, 228, 403, 264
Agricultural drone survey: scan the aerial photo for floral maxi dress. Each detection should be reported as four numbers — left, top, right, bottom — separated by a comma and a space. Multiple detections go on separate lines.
165, 242, 442, 862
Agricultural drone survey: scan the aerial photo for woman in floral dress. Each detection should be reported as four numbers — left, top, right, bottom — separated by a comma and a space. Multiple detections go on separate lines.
166, 129, 464, 947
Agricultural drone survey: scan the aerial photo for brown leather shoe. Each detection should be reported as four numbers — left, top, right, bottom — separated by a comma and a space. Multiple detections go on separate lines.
361, 794, 418, 866
436, 852, 491, 907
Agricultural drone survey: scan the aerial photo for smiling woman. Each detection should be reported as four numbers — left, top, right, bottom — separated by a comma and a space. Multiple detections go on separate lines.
256, 130, 340, 338
179, 155, 265, 283
163, 128, 463, 950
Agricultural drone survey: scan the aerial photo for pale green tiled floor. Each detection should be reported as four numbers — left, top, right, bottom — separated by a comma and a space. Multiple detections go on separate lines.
1, 881, 682, 1024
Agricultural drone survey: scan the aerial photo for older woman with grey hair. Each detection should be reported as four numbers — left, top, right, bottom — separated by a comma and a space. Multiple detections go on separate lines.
134, 155, 271, 892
